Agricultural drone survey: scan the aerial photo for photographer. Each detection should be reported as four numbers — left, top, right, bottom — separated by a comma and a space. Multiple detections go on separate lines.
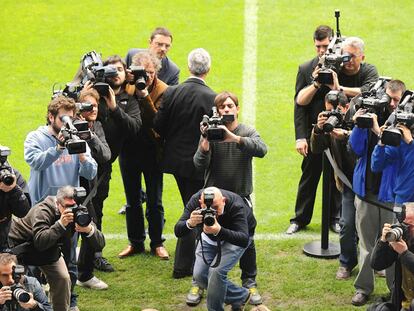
8, 186, 105, 311
92, 55, 142, 272
0, 148, 30, 252
371, 203, 414, 311
174, 187, 256, 311
191, 91, 267, 306
310, 90, 356, 280
349, 80, 406, 306
0, 253, 51, 311
118, 51, 169, 259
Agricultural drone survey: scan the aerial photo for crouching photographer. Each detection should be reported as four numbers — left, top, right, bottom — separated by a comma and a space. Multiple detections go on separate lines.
370, 203, 414, 311
174, 187, 257, 311
0, 146, 30, 252
0, 253, 51, 311
8, 186, 105, 311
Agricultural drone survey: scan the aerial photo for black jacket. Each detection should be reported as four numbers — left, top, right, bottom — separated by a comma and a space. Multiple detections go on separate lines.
174, 189, 256, 248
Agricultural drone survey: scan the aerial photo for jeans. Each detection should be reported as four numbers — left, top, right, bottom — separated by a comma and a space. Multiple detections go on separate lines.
339, 185, 358, 269
193, 239, 249, 311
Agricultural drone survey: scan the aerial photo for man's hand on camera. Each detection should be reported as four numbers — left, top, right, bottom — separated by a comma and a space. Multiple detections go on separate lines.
220, 125, 241, 144
370, 113, 381, 136
75, 223, 93, 234
55, 131, 66, 151
60, 208, 74, 227
331, 128, 348, 140
19, 292, 38, 310
135, 87, 149, 99
316, 112, 328, 130
390, 239, 408, 254
327, 70, 340, 91
380, 223, 392, 242
125, 69, 134, 84
311, 67, 321, 89
199, 123, 210, 152
296, 139, 308, 157
188, 210, 203, 228
78, 153, 87, 163
0, 287, 12, 304
352, 108, 366, 124
83, 81, 94, 92
104, 87, 117, 111
397, 124, 413, 144
0, 176, 16, 192
203, 217, 221, 236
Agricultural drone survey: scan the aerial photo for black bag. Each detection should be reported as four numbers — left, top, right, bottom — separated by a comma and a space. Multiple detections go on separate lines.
366, 302, 396, 311
10, 242, 61, 266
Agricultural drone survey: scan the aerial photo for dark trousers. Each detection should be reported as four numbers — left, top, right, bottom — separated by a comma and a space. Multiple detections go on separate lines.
240, 238, 257, 288
119, 155, 165, 249
173, 175, 204, 275
290, 149, 340, 226
92, 163, 112, 231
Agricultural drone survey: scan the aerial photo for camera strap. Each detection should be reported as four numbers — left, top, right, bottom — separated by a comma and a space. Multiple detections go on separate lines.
324, 148, 353, 189
198, 232, 222, 268
82, 171, 109, 207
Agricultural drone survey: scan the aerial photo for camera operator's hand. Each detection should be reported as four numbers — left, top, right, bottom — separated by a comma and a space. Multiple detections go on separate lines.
0, 286, 12, 304
75, 223, 93, 234
78, 152, 87, 163
352, 108, 366, 124
188, 210, 203, 228
83, 81, 94, 92
203, 217, 221, 236
331, 128, 349, 140
327, 70, 340, 91
311, 67, 321, 89
380, 223, 392, 242
135, 87, 149, 99
19, 292, 38, 310
377, 125, 387, 146
0, 176, 16, 192
370, 113, 381, 136
397, 124, 414, 145
104, 87, 117, 111
60, 208, 74, 227
296, 140, 308, 157
54, 131, 66, 151
316, 112, 328, 130
125, 69, 134, 84
199, 123, 210, 152
220, 125, 241, 144
390, 239, 408, 254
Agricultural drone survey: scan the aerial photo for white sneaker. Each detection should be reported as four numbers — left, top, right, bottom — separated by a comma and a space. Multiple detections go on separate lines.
76, 276, 108, 290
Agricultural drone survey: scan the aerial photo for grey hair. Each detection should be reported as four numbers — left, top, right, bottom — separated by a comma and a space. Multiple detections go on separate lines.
187, 48, 211, 76
342, 36, 365, 54
132, 51, 162, 73
56, 186, 74, 204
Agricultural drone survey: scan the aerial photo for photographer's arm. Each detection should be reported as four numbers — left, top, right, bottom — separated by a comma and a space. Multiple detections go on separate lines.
310, 112, 330, 154
87, 121, 111, 164
21, 277, 52, 311
296, 67, 321, 106
7, 169, 30, 217
236, 127, 267, 158
193, 136, 211, 170
400, 249, 414, 274
174, 195, 199, 238
76, 223, 105, 251
24, 132, 62, 171
32, 209, 68, 251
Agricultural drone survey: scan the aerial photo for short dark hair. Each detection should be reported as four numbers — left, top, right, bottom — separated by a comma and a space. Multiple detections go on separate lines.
324, 90, 348, 108
46, 95, 76, 125
313, 25, 333, 41
386, 79, 406, 94
103, 55, 127, 71
214, 91, 239, 108
150, 27, 173, 42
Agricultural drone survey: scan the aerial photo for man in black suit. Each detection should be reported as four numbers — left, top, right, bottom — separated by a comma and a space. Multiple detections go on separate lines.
154, 48, 216, 278
125, 27, 180, 86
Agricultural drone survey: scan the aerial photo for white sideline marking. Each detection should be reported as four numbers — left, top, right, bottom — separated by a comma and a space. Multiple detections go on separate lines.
105, 232, 338, 241
242, 0, 258, 207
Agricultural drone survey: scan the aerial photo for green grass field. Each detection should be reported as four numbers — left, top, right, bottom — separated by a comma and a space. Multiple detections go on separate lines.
1, 1, 414, 310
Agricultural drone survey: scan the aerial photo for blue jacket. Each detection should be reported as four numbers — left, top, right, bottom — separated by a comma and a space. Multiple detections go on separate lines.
371, 141, 414, 204
24, 126, 97, 205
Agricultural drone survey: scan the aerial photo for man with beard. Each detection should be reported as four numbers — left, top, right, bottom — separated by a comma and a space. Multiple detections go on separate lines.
91, 55, 142, 272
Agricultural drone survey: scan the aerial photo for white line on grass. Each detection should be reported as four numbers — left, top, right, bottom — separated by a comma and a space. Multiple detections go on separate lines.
242, 0, 258, 206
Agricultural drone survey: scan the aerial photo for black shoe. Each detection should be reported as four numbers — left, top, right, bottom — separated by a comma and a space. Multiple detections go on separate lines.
94, 257, 114, 272
330, 222, 340, 234
351, 292, 368, 306
172, 270, 192, 279
286, 222, 301, 235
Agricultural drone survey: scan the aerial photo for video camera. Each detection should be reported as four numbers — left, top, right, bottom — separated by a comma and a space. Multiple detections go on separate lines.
385, 204, 410, 242
75, 102, 93, 113
0, 146, 15, 187
129, 65, 148, 90
201, 107, 235, 142
199, 189, 217, 227
69, 187, 92, 227
381, 91, 414, 146
59, 115, 88, 154
316, 10, 350, 85
353, 77, 392, 128
64, 51, 118, 99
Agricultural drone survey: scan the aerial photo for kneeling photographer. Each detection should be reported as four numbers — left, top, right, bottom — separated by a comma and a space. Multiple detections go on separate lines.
371, 203, 414, 311
8, 186, 105, 311
174, 187, 256, 311
0, 253, 51, 311
310, 90, 357, 280
0, 146, 30, 252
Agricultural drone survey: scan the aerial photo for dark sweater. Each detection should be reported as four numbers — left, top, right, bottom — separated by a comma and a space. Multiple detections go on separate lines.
174, 189, 256, 248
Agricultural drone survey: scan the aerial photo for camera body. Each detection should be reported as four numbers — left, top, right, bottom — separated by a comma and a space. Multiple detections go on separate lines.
201, 107, 235, 142
321, 109, 344, 133
71, 187, 92, 227
0, 146, 15, 187
353, 77, 392, 128
199, 189, 217, 227
385, 204, 410, 242
2, 265, 31, 304
129, 65, 148, 90
75, 102, 93, 113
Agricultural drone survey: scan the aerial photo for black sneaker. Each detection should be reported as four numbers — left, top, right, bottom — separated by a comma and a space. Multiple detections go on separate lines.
94, 257, 114, 272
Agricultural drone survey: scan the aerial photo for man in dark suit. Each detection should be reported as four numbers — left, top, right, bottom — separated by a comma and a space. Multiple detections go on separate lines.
154, 48, 216, 278
125, 27, 180, 86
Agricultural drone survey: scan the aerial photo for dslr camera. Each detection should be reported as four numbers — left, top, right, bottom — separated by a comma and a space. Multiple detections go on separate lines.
201, 107, 235, 142
0, 146, 15, 187
199, 189, 217, 227
0, 265, 31, 306
129, 65, 148, 90
320, 90, 349, 132
353, 77, 392, 128
316, 10, 350, 85
381, 91, 414, 146
59, 115, 88, 154
385, 204, 409, 242
68, 187, 92, 227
